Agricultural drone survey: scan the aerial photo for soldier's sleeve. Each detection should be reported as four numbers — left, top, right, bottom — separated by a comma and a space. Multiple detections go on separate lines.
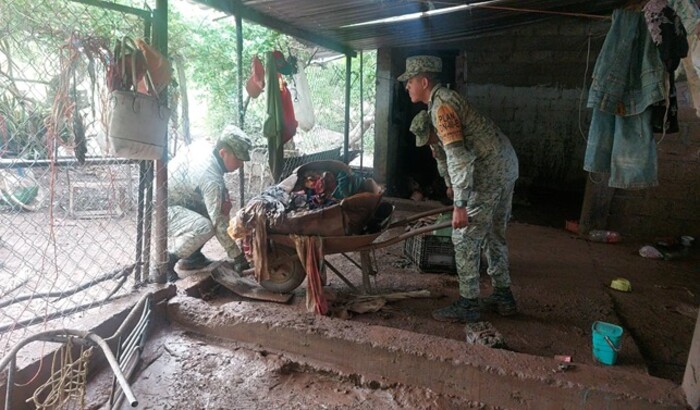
434, 103, 473, 201
430, 143, 452, 188
201, 179, 241, 258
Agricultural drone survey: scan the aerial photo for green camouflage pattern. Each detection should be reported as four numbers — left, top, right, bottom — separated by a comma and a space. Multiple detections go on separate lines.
428, 84, 519, 299
168, 141, 242, 259
219, 124, 252, 161
409, 110, 431, 146
430, 142, 452, 188
398, 55, 442, 82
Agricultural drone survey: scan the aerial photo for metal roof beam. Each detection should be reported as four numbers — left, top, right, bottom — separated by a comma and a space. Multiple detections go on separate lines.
194, 0, 357, 57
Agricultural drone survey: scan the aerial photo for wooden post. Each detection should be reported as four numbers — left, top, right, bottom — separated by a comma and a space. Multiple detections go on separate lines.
373, 48, 396, 185
683, 310, 700, 408
578, 173, 615, 235
152, 0, 168, 283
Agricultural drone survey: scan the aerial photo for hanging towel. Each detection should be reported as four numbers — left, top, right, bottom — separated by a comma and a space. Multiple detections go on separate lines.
263, 51, 285, 181
292, 235, 328, 315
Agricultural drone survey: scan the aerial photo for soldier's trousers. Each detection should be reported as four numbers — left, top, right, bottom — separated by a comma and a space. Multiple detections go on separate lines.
451, 181, 515, 299
167, 205, 217, 258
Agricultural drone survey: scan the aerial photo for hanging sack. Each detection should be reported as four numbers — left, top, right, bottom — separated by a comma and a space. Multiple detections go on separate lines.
245, 55, 265, 98
108, 37, 171, 160
291, 60, 315, 131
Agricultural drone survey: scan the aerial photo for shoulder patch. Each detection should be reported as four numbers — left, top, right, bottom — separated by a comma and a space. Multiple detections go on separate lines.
436, 104, 463, 146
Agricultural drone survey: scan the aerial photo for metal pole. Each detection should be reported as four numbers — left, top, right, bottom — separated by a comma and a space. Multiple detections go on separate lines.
4, 358, 14, 410
134, 161, 146, 283
236, 14, 245, 207
153, 0, 168, 283
142, 163, 154, 280
344, 54, 352, 163
359, 51, 364, 171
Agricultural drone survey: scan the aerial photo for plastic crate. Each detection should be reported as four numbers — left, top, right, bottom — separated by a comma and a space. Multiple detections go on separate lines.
403, 234, 457, 274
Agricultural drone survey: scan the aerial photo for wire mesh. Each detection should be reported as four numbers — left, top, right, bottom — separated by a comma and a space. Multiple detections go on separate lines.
0, 0, 151, 358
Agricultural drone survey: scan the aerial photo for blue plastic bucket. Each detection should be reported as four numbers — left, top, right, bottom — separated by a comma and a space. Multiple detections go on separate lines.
592, 321, 623, 365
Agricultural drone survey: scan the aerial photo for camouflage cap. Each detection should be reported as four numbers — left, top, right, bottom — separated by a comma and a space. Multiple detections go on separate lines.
409, 110, 432, 147
397, 55, 442, 82
218, 124, 252, 161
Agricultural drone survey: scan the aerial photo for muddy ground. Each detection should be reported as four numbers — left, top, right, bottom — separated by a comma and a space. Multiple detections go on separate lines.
77, 211, 698, 409
3, 199, 698, 408
188, 207, 699, 385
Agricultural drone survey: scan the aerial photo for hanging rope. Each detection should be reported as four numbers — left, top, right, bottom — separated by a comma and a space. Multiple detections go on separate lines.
28, 337, 93, 409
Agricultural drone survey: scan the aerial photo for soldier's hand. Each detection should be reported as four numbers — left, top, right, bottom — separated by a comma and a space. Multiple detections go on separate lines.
446, 187, 454, 199
452, 207, 468, 229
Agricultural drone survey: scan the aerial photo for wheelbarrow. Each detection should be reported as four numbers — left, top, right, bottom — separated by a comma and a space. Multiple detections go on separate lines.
255, 204, 454, 294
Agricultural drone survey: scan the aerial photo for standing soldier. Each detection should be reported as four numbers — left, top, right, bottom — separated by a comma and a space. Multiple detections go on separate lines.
166, 124, 252, 282
401, 55, 519, 323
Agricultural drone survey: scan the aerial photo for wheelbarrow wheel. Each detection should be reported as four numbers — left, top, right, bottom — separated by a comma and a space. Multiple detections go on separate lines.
260, 245, 305, 293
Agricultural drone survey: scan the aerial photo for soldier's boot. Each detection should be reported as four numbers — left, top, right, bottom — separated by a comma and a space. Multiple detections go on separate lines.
231, 253, 250, 272
480, 287, 517, 316
177, 248, 214, 271
432, 297, 481, 323
166, 253, 180, 283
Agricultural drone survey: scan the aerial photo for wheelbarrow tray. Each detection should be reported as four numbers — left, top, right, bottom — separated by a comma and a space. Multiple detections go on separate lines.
268, 231, 384, 255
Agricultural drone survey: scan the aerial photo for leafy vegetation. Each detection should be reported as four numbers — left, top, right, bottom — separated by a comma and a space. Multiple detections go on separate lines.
0, 0, 377, 159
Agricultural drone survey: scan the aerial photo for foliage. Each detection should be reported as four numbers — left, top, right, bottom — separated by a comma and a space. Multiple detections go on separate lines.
168, 9, 289, 137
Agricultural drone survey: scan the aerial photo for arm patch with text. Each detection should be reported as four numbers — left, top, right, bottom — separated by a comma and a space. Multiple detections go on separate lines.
436, 105, 463, 146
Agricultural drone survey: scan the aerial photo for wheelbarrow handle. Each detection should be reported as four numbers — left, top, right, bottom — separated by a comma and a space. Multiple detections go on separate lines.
356, 220, 453, 252
388, 205, 454, 228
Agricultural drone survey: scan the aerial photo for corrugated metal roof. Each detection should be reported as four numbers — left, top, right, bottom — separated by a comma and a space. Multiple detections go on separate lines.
194, 0, 624, 54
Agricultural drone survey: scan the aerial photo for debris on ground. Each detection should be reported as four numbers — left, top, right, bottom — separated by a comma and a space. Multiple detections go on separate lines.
464, 321, 506, 349
610, 278, 632, 292
391, 256, 414, 269
329, 290, 433, 319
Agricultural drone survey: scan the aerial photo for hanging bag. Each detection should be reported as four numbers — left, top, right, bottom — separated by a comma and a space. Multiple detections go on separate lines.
107, 37, 171, 160
245, 55, 265, 98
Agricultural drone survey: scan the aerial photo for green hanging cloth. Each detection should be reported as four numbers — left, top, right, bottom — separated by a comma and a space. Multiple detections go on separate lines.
263, 51, 284, 182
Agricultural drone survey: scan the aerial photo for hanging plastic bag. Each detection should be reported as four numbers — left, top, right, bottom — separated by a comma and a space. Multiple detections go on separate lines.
279, 76, 298, 144
246, 55, 265, 98
290, 60, 315, 131
134, 38, 171, 95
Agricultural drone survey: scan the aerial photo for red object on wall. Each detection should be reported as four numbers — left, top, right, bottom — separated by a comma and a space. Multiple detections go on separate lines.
279, 76, 298, 143
245, 55, 265, 98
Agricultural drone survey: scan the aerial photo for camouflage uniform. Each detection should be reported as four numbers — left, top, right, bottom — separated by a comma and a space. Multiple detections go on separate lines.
168, 125, 251, 260
428, 85, 519, 299
410, 110, 452, 190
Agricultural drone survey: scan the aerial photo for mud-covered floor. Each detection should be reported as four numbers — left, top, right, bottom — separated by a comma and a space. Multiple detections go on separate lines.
75, 208, 699, 409
193, 211, 698, 385
85, 327, 476, 410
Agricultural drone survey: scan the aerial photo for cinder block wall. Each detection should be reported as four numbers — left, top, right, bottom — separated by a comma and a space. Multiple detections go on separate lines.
454, 21, 608, 191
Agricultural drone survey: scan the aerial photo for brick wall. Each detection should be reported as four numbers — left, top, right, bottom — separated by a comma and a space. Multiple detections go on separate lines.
454, 21, 609, 191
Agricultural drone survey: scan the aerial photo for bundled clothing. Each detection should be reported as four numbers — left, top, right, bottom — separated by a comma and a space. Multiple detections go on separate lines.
585, 1, 699, 188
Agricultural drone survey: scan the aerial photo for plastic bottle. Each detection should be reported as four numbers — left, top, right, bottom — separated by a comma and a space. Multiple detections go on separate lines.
588, 230, 622, 243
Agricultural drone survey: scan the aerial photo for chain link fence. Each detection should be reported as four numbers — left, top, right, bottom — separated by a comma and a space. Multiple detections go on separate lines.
0, 0, 377, 367
0, 0, 154, 358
